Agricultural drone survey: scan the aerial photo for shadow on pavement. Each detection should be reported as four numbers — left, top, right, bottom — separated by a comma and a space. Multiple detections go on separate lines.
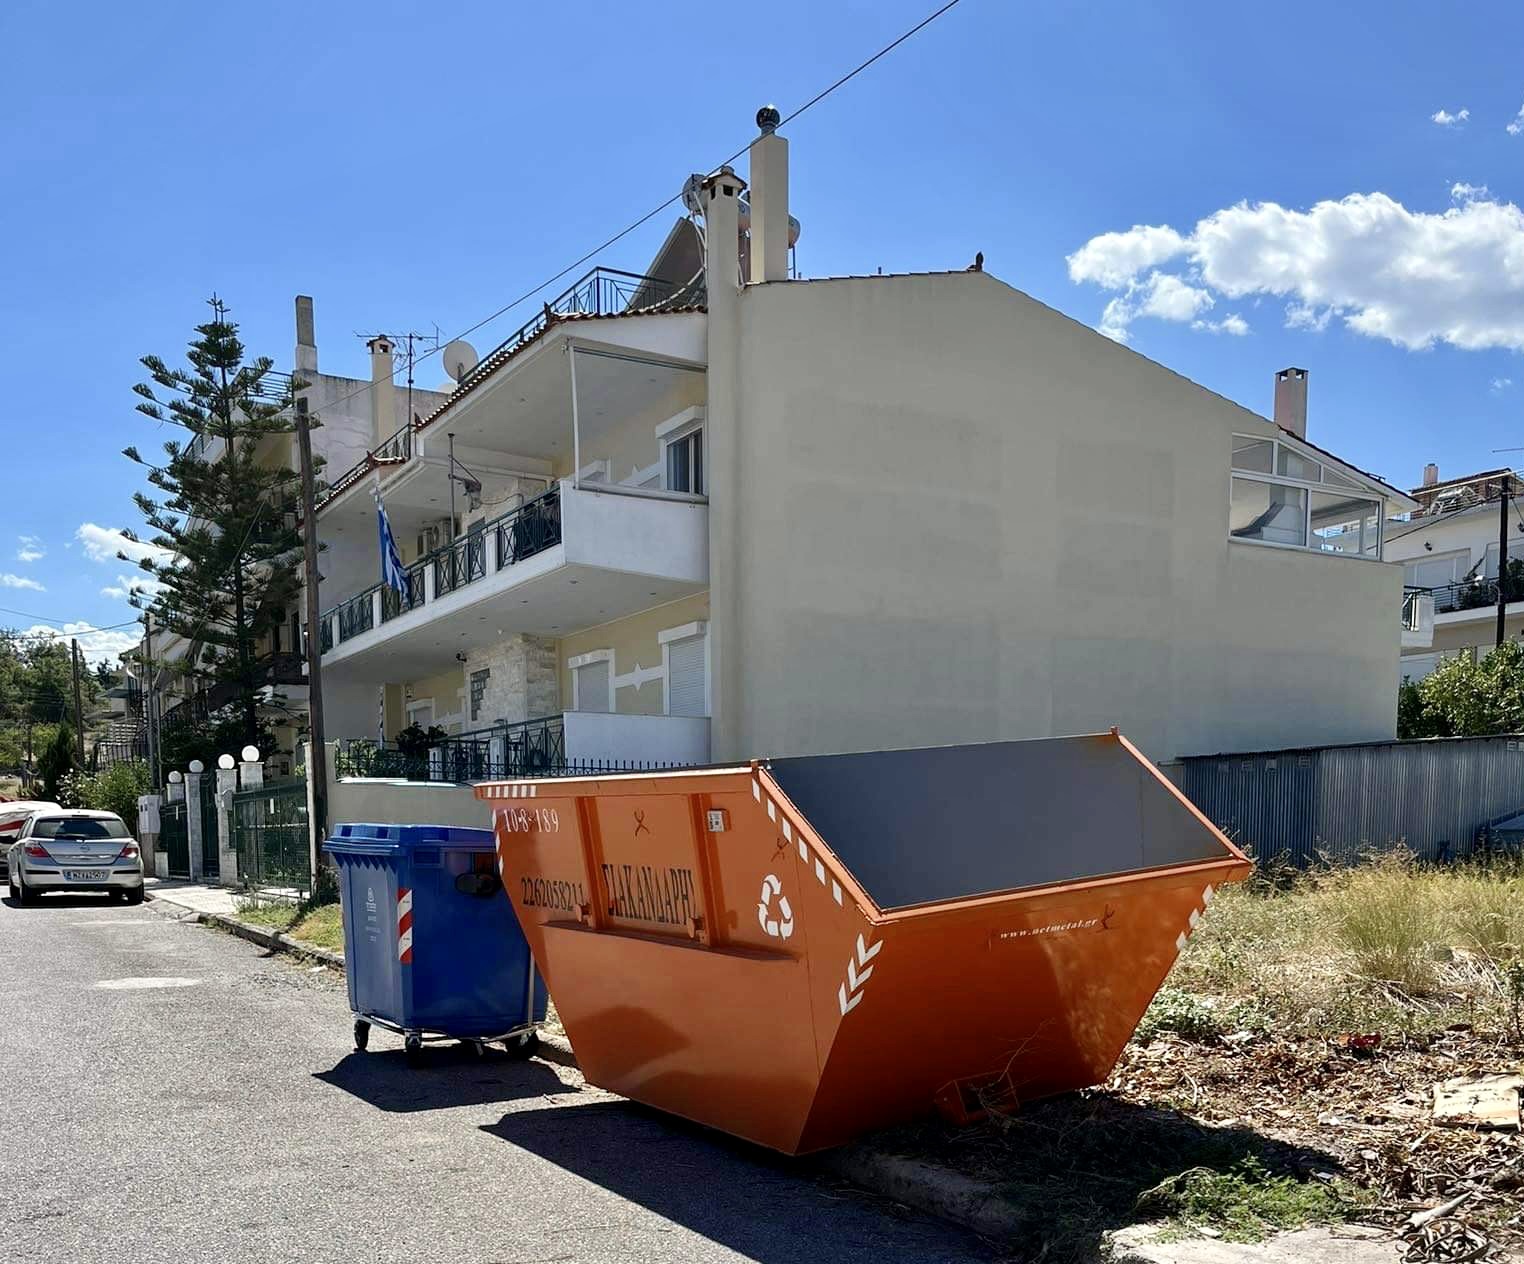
3, 893, 130, 910
315, 1047, 578, 1114
482, 1101, 995, 1263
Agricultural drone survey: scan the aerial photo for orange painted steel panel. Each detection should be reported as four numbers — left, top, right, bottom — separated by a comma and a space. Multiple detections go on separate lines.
476, 733, 1250, 1155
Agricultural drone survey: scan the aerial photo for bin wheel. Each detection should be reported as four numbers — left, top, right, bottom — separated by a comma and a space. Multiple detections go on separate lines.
404, 1034, 424, 1066
503, 1031, 540, 1060
353, 1019, 370, 1052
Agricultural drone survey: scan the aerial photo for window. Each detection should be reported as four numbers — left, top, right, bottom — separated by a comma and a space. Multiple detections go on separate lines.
1232, 437, 1274, 473
1310, 491, 1381, 557
469, 669, 490, 722
569, 652, 612, 713
663, 629, 707, 717
665, 428, 703, 495
1403, 552, 1469, 590
1231, 479, 1307, 546
1230, 434, 1385, 560
31, 816, 129, 840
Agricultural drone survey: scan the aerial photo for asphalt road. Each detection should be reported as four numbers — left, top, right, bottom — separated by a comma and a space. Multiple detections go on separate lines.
0, 893, 997, 1264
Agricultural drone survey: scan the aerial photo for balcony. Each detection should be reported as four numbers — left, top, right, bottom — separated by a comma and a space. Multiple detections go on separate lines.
334, 710, 708, 783
318, 267, 701, 506
315, 480, 706, 679
1425, 574, 1524, 616
1401, 586, 1435, 650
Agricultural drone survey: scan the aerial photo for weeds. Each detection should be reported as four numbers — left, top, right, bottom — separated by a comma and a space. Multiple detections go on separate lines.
1137, 1157, 1366, 1243
1134, 986, 1265, 1045
1336, 856, 1442, 996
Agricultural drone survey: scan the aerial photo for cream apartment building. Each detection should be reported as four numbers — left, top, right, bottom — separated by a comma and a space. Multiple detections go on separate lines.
308, 111, 1417, 772
1385, 467, 1524, 681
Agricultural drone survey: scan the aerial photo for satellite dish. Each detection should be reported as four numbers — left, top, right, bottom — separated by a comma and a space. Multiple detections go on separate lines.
442, 340, 479, 382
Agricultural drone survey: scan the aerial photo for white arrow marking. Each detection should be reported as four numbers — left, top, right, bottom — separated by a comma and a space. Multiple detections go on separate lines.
837, 983, 861, 1014
846, 957, 874, 990
856, 935, 881, 965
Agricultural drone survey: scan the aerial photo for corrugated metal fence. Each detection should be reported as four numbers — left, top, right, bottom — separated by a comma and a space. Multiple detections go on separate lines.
1173, 735, 1524, 865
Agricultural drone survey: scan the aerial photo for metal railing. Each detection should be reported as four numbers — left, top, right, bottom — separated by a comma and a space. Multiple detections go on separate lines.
458, 268, 694, 392
334, 715, 688, 785
374, 423, 412, 462
380, 562, 426, 622
336, 587, 377, 643
433, 531, 487, 597
493, 487, 562, 568
1425, 575, 1524, 615
1402, 587, 1429, 631
319, 487, 564, 652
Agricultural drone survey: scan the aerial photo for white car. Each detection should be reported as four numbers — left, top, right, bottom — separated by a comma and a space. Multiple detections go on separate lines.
0, 801, 61, 880
8, 809, 145, 904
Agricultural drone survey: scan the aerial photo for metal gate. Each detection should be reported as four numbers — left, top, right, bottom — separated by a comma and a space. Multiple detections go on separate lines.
231, 780, 310, 895
160, 799, 190, 879
198, 774, 220, 879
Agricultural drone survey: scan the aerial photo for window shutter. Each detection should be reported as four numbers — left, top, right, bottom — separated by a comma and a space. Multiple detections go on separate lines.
667, 635, 706, 717
575, 660, 610, 713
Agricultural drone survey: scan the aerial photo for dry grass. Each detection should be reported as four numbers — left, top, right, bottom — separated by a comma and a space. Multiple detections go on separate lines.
1167, 854, 1524, 1038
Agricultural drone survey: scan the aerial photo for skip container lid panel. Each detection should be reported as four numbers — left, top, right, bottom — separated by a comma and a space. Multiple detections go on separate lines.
765, 734, 1235, 909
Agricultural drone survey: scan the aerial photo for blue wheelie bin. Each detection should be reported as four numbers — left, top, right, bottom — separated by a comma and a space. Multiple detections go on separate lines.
324, 824, 547, 1065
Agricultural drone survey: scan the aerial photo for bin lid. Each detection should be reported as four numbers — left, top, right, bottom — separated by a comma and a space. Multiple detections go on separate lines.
324, 823, 495, 857
766, 734, 1236, 910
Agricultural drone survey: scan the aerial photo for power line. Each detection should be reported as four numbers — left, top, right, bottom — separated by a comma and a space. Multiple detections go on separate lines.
264, 0, 968, 427
0, 607, 143, 633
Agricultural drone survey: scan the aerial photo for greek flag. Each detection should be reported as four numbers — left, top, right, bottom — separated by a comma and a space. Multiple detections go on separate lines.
377, 496, 407, 595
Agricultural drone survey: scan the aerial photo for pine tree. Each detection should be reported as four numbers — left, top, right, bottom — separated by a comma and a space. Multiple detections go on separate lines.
38, 724, 76, 802
123, 297, 308, 746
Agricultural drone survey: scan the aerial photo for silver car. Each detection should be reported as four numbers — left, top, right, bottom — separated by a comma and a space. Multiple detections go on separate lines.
8, 809, 145, 904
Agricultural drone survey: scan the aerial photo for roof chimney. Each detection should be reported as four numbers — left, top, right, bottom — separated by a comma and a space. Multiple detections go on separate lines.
294, 296, 317, 374
367, 335, 395, 448
1421, 463, 1439, 487
1273, 367, 1308, 439
748, 105, 789, 284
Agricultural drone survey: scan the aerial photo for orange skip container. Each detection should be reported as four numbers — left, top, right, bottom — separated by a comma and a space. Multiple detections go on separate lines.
475, 732, 1249, 1155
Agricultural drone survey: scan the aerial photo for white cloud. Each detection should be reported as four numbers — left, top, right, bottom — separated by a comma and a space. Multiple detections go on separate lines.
1066, 224, 1188, 288
1431, 107, 1469, 126
19, 622, 139, 667
1508, 103, 1524, 136
1451, 182, 1491, 203
1192, 313, 1250, 336
76, 523, 173, 567
1069, 191, 1524, 353
1492, 377, 1513, 392
100, 573, 166, 601
1092, 270, 1215, 341
15, 535, 43, 563
0, 573, 44, 591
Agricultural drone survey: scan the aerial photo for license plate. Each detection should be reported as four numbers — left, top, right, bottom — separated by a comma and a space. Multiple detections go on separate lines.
64, 869, 102, 881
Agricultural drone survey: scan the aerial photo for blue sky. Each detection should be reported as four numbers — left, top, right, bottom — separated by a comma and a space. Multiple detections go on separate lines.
2, 0, 1522, 660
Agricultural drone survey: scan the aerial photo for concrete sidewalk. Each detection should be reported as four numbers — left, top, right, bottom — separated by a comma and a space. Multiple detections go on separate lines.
142, 877, 245, 918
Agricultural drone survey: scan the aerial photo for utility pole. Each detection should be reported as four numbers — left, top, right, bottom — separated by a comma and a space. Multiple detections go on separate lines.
70, 639, 86, 766
1498, 474, 1512, 648
142, 610, 160, 789
296, 396, 328, 851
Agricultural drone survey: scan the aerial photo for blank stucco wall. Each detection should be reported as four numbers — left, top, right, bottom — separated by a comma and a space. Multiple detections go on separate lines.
717, 272, 1400, 764
328, 778, 491, 831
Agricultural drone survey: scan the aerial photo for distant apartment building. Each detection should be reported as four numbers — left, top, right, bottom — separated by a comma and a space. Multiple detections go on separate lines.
1385, 466, 1524, 682
307, 112, 1417, 774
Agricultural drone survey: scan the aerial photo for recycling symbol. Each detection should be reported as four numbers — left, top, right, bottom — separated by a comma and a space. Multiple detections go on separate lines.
756, 873, 794, 939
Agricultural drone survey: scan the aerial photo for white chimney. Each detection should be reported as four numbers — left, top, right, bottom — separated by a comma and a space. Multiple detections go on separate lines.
1422, 463, 1440, 487
748, 106, 789, 284
294, 295, 317, 375
1273, 367, 1308, 438
367, 335, 395, 448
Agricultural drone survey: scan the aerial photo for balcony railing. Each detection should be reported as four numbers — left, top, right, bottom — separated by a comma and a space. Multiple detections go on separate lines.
336, 587, 377, 642
374, 423, 412, 463
380, 562, 426, 622
334, 714, 689, 783
1425, 573, 1524, 615
318, 486, 564, 650
434, 530, 487, 598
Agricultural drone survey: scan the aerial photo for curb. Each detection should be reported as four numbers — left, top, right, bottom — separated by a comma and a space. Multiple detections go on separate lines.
817, 1145, 1026, 1244
144, 890, 346, 970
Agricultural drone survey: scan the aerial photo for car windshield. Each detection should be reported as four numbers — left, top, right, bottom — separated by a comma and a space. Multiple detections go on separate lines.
31, 817, 129, 840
